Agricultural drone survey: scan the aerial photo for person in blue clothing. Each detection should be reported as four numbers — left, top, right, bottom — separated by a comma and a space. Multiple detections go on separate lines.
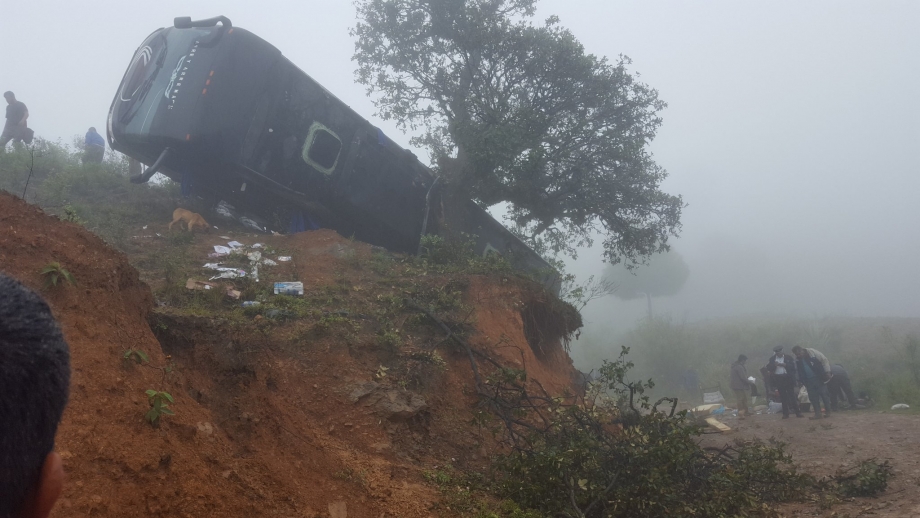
792, 345, 832, 420
83, 127, 105, 164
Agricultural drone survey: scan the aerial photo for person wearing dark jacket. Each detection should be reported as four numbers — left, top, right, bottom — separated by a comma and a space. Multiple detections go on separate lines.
827, 364, 856, 411
760, 364, 776, 401
767, 345, 803, 418
1, 91, 30, 148
730, 355, 757, 417
793, 345, 832, 419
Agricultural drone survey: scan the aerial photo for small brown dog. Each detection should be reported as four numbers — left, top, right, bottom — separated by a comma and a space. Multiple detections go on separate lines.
169, 208, 211, 232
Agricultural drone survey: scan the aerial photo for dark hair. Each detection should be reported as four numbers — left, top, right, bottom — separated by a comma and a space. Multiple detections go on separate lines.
0, 274, 70, 516
738, 354, 748, 362
2, 91, 13, 99
88, 127, 97, 133
791, 345, 804, 354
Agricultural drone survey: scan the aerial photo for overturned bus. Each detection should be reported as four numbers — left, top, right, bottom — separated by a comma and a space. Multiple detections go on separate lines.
108, 16, 556, 287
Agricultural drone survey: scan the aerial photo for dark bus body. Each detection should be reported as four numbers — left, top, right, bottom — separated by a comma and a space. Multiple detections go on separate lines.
108, 16, 556, 287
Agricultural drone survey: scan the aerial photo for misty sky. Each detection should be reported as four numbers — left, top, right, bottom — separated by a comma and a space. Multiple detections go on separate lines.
2, 1, 918, 330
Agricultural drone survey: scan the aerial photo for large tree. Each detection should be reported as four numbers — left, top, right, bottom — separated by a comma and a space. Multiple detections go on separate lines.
352, 0, 683, 266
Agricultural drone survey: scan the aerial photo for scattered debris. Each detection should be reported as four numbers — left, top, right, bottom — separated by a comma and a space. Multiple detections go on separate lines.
186, 279, 217, 290
274, 282, 304, 296
213, 245, 232, 256
891, 404, 910, 410
251, 243, 263, 248
241, 301, 261, 307
215, 200, 235, 219
226, 288, 241, 300
227, 241, 244, 249
704, 417, 732, 433
219, 235, 231, 240
691, 404, 725, 416
210, 269, 246, 281
248, 251, 262, 262
240, 217, 264, 233
278, 256, 292, 262
262, 258, 278, 266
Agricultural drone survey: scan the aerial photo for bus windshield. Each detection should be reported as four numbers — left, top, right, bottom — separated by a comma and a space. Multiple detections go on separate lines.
117, 27, 212, 136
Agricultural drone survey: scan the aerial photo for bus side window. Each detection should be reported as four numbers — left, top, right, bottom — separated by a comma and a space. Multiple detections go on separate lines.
302, 122, 342, 175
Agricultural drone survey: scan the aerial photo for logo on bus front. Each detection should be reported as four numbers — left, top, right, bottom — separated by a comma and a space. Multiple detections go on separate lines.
166, 40, 200, 110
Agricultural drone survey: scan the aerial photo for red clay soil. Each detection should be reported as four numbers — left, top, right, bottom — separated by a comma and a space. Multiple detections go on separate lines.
0, 192, 578, 517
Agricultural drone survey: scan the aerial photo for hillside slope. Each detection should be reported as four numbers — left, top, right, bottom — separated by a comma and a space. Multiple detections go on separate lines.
0, 191, 577, 517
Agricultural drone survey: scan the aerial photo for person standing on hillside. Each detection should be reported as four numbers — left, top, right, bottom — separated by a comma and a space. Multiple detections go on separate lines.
83, 127, 106, 164
767, 345, 803, 419
792, 345, 832, 419
729, 354, 757, 418
0, 273, 71, 517
1, 91, 30, 148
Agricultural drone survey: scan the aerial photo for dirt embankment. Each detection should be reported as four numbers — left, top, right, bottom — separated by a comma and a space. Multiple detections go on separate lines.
0, 191, 577, 517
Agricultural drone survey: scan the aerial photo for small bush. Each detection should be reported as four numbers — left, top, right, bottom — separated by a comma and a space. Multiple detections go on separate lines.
834, 460, 893, 498
123, 349, 150, 364
145, 390, 175, 425
40, 262, 76, 289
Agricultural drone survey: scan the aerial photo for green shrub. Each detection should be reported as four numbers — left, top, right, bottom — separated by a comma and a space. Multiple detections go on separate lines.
40, 262, 76, 289
834, 460, 893, 498
145, 390, 175, 425
485, 347, 882, 517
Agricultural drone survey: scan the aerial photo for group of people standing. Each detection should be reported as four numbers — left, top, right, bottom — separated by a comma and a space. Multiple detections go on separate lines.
730, 344, 857, 420
2, 90, 106, 164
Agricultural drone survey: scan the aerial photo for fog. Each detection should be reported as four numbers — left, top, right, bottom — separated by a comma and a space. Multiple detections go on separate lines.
3, 1, 918, 335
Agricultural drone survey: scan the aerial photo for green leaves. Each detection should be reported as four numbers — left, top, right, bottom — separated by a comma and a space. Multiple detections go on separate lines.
123, 349, 150, 364
145, 390, 175, 425
352, 0, 683, 267
40, 261, 76, 289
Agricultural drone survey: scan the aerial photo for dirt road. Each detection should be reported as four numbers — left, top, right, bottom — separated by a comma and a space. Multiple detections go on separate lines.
702, 409, 920, 516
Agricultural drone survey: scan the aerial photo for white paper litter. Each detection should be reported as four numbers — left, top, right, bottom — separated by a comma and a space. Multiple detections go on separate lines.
142, 225, 148, 230
203, 263, 223, 269
251, 264, 260, 282
227, 241, 244, 249
262, 259, 278, 266
220, 235, 231, 240
209, 270, 246, 280
213, 245, 232, 256
251, 243, 264, 249
278, 256, 292, 262
247, 251, 262, 262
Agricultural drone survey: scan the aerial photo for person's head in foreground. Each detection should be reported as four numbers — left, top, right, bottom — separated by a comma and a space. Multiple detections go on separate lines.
0, 273, 71, 518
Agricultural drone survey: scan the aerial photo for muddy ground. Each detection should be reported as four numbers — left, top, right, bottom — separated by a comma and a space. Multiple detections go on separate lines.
703, 410, 920, 517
